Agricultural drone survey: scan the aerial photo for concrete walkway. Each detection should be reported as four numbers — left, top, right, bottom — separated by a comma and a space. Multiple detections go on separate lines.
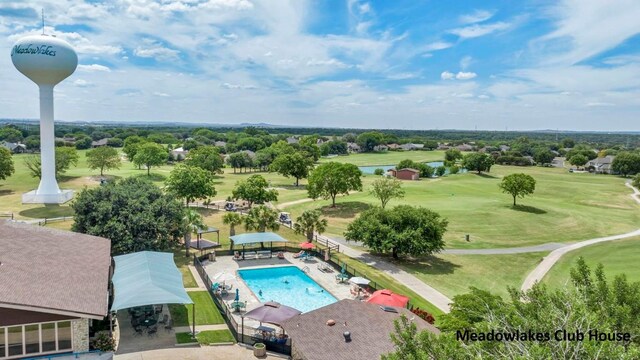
442, 243, 565, 255
174, 324, 228, 333
521, 182, 640, 291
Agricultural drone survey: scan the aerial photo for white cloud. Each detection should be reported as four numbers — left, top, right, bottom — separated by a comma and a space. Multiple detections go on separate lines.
460, 56, 473, 70
134, 45, 180, 61
459, 10, 494, 24
423, 41, 453, 52
449, 22, 511, 39
586, 102, 615, 107
73, 79, 92, 87
456, 71, 477, 80
78, 64, 111, 72
153, 92, 170, 97
221, 82, 258, 90
306, 58, 350, 68
441, 71, 455, 80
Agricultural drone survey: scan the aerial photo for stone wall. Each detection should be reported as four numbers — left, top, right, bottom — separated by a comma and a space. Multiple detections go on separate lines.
71, 318, 90, 352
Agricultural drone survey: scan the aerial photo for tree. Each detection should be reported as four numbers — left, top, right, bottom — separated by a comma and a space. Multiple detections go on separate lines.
232, 175, 278, 207
133, 142, 167, 175
223, 212, 243, 249
293, 210, 328, 242
533, 148, 555, 165
226, 151, 253, 173
444, 149, 463, 162
561, 137, 575, 148
184, 145, 224, 174
612, 152, 640, 176
633, 174, 640, 189
449, 165, 460, 174
122, 135, 146, 163
86, 146, 121, 176
386, 259, 640, 359
72, 177, 184, 255
499, 173, 536, 206
462, 153, 494, 174
370, 178, 405, 209
270, 151, 315, 186
569, 154, 588, 168
166, 164, 217, 206
345, 205, 447, 259
397, 159, 418, 170
0, 147, 15, 181
182, 209, 205, 257
320, 140, 348, 156
244, 205, 280, 232
74, 135, 92, 150
435, 165, 446, 177
0, 127, 23, 143
24, 146, 79, 179
356, 131, 384, 152
307, 162, 363, 207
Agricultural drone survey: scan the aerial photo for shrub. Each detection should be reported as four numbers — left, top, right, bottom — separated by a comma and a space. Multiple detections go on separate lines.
374, 168, 385, 176
92, 333, 116, 352
411, 307, 435, 324
449, 165, 460, 174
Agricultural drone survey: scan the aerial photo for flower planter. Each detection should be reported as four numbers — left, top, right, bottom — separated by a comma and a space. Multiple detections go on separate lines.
253, 343, 266, 357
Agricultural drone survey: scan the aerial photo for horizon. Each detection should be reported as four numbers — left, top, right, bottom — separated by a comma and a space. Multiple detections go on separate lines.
1, 1, 640, 131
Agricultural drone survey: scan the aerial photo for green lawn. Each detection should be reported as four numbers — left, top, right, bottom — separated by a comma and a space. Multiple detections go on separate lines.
168, 291, 224, 326
319, 150, 445, 166
172, 249, 198, 288
401, 252, 548, 299
543, 236, 640, 289
175, 330, 235, 344
286, 165, 640, 249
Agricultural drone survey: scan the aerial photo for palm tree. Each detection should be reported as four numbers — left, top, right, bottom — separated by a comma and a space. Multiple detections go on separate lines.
183, 209, 206, 257
244, 206, 280, 233
294, 209, 328, 242
222, 212, 243, 250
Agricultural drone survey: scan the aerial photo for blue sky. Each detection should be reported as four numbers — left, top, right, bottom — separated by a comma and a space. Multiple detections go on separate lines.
1, 0, 640, 130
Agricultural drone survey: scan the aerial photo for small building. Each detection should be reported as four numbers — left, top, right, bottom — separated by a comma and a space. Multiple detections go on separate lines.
456, 143, 474, 152
170, 147, 189, 161
586, 155, 616, 174
399, 143, 424, 151
346, 142, 361, 153
90, 138, 110, 148
0, 221, 111, 359
388, 168, 420, 180
282, 299, 438, 360
1, 141, 26, 154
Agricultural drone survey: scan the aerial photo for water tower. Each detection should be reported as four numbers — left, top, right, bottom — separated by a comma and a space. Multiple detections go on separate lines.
11, 34, 77, 204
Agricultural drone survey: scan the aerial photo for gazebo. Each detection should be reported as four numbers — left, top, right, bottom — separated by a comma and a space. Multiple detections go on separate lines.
190, 226, 220, 254
230, 232, 289, 259
110, 251, 195, 335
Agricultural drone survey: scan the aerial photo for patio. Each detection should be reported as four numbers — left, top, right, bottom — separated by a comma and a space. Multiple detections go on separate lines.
202, 252, 353, 334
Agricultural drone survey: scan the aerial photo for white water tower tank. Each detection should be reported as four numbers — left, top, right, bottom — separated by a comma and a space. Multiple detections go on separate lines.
11, 34, 77, 204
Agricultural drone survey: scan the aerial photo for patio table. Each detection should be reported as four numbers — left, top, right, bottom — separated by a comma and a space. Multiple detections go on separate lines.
141, 318, 157, 328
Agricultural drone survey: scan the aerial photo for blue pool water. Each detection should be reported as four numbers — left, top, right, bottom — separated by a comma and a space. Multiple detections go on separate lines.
359, 161, 446, 175
238, 266, 337, 313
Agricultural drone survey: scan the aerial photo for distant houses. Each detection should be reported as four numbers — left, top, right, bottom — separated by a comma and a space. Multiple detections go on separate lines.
170, 147, 189, 161
347, 142, 361, 153
90, 138, 110, 148
1, 141, 26, 153
586, 155, 616, 174
399, 143, 424, 151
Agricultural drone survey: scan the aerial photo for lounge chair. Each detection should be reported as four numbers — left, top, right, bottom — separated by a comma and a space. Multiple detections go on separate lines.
277, 251, 285, 259
233, 251, 241, 260
292, 250, 305, 258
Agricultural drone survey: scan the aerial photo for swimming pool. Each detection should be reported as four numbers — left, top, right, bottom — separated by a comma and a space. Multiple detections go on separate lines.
238, 266, 337, 313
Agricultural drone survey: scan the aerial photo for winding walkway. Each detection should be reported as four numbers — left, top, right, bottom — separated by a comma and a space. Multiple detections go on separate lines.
521, 182, 640, 291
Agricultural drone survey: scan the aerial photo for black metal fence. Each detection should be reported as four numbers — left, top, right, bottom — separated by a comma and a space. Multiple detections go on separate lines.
193, 255, 292, 355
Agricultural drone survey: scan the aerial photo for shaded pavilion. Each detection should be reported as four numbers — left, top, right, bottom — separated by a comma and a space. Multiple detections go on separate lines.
230, 232, 289, 259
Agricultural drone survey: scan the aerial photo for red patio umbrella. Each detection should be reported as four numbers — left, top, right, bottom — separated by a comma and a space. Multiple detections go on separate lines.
299, 242, 314, 250
367, 289, 409, 308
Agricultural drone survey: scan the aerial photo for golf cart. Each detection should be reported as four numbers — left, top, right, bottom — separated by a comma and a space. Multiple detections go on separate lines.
224, 202, 237, 211
279, 212, 292, 225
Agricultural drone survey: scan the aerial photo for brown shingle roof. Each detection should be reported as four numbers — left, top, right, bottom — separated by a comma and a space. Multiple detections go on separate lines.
282, 299, 439, 360
0, 221, 111, 319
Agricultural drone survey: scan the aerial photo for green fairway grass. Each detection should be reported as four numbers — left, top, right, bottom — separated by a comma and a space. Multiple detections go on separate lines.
542, 236, 640, 289
319, 150, 445, 166
285, 165, 640, 248
401, 252, 548, 299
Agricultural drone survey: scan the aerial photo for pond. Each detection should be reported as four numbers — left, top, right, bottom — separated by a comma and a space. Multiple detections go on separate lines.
359, 161, 465, 175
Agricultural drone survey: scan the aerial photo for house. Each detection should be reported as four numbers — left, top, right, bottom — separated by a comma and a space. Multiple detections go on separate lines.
387, 143, 401, 150
0, 220, 111, 359
1, 141, 26, 154
346, 142, 361, 153
282, 299, 438, 360
170, 147, 189, 161
499, 145, 511, 152
456, 143, 474, 152
373, 144, 388, 152
90, 138, 110, 147
286, 137, 299, 145
214, 141, 227, 148
436, 143, 450, 150
586, 155, 616, 174
388, 168, 420, 180
399, 143, 424, 151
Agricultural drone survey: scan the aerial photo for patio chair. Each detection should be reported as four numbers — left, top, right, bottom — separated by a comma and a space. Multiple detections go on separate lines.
233, 251, 241, 260
133, 326, 143, 337
147, 326, 158, 337
164, 319, 173, 332
292, 250, 305, 258
277, 251, 285, 259
158, 314, 169, 325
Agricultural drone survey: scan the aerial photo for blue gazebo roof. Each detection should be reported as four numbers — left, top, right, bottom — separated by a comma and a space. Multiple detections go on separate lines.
110, 251, 193, 311
230, 232, 288, 246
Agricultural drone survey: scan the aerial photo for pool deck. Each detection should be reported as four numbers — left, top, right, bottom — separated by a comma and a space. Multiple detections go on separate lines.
202, 252, 353, 332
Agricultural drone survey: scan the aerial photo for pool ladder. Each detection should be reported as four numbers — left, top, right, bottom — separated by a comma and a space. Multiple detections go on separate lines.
302, 266, 310, 273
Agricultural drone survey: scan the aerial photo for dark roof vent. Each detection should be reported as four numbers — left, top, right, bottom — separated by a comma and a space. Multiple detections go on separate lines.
380, 306, 398, 313
343, 331, 351, 342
